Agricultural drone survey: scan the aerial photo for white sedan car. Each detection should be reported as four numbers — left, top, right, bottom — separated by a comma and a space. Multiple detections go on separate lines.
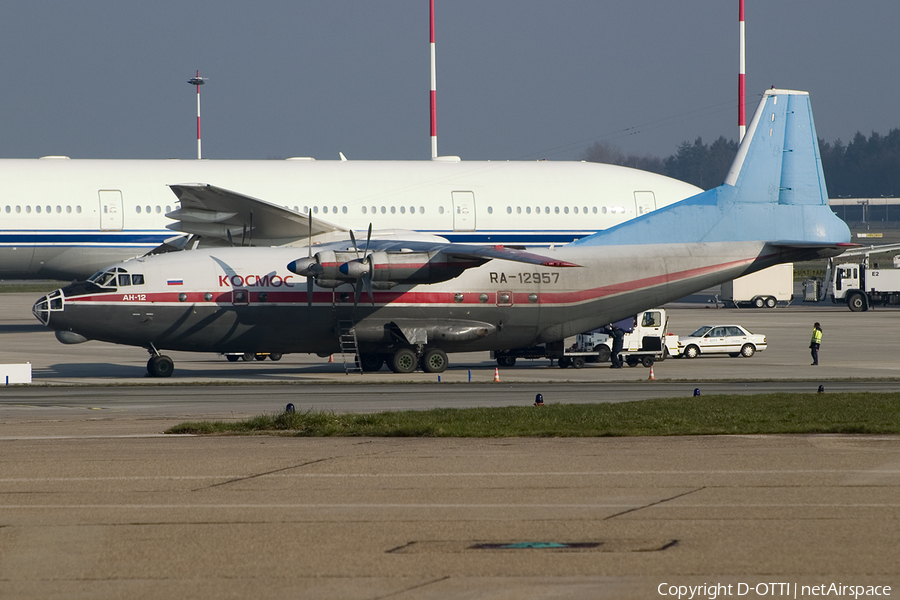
674, 324, 767, 358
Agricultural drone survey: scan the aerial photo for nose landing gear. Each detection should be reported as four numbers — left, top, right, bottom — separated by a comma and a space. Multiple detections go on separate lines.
146, 345, 174, 377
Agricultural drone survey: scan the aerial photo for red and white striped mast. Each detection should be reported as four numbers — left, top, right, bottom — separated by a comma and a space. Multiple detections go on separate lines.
187, 70, 207, 159
738, 0, 746, 142
430, 0, 438, 159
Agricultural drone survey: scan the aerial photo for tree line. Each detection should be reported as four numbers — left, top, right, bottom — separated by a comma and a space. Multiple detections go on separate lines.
583, 128, 900, 197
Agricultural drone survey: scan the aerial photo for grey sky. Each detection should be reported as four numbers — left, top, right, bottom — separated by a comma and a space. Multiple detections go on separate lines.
1, 1, 896, 161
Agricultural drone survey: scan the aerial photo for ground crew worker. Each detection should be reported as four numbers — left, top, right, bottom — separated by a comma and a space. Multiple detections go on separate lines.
602, 323, 625, 368
810, 322, 822, 365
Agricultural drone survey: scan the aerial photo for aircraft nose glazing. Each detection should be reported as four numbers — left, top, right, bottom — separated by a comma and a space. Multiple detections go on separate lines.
32, 289, 65, 326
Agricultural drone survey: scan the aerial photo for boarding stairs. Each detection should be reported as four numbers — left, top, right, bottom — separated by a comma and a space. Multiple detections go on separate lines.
337, 320, 362, 374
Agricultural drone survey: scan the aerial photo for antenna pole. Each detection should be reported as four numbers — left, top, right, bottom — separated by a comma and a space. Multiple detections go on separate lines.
187, 70, 206, 159
430, 0, 437, 159
738, 0, 746, 142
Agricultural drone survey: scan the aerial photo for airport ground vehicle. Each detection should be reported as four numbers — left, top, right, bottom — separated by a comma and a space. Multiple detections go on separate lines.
832, 262, 900, 311
492, 309, 670, 368
671, 324, 767, 358
720, 263, 793, 308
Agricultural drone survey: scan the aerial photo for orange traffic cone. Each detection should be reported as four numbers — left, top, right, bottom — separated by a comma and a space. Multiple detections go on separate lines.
493, 367, 501, 382
328, 354, 334, 363
648, 365, 656, 381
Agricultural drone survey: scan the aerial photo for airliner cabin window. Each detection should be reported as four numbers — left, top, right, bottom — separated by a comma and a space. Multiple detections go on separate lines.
136, 206, 142, 213
362, 206, 368, 214
36, 206, 41, 213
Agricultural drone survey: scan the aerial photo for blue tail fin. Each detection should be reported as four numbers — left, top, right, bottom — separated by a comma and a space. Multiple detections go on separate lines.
572, 89, 850, 247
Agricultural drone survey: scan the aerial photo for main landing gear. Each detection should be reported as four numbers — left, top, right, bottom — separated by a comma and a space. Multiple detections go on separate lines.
358, 347, 449, 374
146, 345, 174, 378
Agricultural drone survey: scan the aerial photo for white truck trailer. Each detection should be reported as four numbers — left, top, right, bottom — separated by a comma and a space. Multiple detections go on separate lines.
720, 263, 794, 308
832, 262, 900, 311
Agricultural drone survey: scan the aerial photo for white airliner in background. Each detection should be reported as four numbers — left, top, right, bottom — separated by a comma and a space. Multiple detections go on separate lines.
0, 156, 700, 280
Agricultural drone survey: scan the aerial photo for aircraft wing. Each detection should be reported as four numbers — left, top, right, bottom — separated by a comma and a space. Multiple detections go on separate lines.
166, 184, 347, 245
305, 237, 580, 267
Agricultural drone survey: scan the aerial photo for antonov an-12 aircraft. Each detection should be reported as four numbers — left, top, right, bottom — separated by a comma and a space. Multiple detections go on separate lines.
34, 89, 852, 377
0, 156, 700, 280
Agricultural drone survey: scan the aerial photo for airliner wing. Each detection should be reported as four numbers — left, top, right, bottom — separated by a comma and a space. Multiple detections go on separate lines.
166, 184, 346, 245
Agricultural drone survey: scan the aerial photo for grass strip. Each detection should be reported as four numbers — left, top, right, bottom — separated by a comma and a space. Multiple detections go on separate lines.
167, 392, 900, 437
0, 282, 67, 294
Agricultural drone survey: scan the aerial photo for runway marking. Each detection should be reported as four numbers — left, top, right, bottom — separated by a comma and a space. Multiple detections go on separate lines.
2, 502, 900, 509
1, 469, 898, 482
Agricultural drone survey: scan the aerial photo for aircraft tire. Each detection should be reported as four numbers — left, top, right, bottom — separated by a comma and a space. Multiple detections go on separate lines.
421, 348, 448, 373
389, 348, 418, 374
359, 353, 384, 372
147, 355, 174, 378
268, 353, 283, 361
241, 353, 254, 362
255, 354, 267, 361
225, 355, 240, 362
496, 355, 516, 367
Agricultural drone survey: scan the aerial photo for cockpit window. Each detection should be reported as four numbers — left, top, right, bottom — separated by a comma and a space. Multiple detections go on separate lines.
91, 271, 118, 287
88, 267, 134, 288
131, 274, 144, 285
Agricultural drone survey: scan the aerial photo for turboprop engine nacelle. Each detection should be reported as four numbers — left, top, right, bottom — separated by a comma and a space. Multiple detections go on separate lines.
365, 251, 483, 286
288, 250, 485, 289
